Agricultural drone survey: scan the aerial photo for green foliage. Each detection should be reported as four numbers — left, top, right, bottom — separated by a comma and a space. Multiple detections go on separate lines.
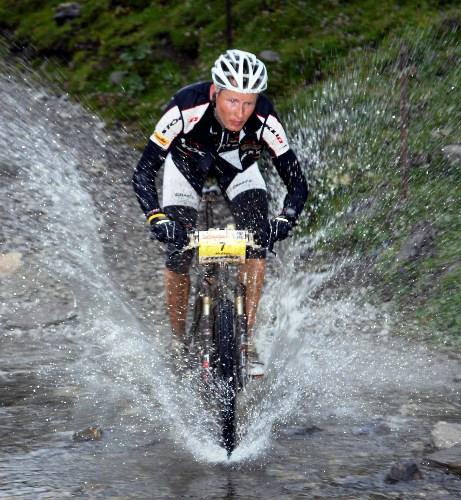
289, 24, 461, 342
2, 0, 460, 127
119, 42, 152, 67
122, 72, 145, 96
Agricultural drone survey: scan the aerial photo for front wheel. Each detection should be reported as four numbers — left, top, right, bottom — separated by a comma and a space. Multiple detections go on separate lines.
214, 298, 237, 457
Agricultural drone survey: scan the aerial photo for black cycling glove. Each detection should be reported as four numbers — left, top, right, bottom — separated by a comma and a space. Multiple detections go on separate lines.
148, 211, 188, 250
268, 214, 295, 250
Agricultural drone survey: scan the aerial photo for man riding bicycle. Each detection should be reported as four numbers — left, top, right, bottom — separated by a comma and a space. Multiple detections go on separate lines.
133, 49, 308, 376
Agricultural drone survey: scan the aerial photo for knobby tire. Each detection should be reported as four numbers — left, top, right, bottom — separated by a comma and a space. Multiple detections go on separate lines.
214, 298, 237, 457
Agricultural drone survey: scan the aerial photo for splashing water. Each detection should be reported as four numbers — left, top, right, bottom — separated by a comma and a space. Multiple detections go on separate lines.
1, 48, 459, 477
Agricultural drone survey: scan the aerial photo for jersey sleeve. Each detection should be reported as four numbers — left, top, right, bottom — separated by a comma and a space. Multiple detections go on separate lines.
272, 149, 308, 220
149, 97, 184, 150
260, 112, 291, 158
132, 98, 184, 215
259, 107, 308, 220
132, 139, 165, 214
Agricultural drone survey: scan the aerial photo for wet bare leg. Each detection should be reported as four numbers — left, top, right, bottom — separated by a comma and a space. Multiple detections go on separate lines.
238, 258, 266, 337
164, 268, 190, 339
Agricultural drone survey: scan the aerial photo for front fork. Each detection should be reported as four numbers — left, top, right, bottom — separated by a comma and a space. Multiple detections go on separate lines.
199, 277, 248, 390
200, 263, 227, 384
235, 283, 248, 391
200, 281, 213, 384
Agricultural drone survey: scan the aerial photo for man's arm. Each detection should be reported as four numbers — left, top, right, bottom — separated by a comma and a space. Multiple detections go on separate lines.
132, 99, 184, 215
260, 111, 308, 221
132, 140, 167, 214
272, 149, 308, 221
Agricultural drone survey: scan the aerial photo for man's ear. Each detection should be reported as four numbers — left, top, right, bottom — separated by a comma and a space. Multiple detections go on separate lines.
210, 83, 216, 102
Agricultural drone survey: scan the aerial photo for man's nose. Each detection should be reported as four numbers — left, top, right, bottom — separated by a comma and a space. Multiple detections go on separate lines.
235, 103, 245, 119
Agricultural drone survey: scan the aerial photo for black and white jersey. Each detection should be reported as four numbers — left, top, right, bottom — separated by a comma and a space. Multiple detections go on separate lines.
133, 81, 307, 219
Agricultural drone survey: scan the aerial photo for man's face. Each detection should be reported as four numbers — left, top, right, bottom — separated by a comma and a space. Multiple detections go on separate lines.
212, 85, 258, 132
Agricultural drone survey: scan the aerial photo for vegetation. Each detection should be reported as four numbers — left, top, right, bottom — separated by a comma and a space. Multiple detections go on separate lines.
1, 0, 460, 133
287, 26, 460, 344
0, 1, 459, 344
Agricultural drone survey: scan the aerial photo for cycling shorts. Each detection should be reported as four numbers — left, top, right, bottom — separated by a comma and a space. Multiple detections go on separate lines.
162, 154, 268, 273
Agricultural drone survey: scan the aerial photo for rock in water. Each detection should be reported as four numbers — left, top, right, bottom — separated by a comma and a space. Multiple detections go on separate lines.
426, 444, 461, 474
384, 461, 423, 483
73, 426, 103, 442
431, 421, 461, 449
0, 252, 22, 275
2, 266, 77, 330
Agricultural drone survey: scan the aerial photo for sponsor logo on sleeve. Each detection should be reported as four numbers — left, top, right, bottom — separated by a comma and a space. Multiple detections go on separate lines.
265, 124, 285, 144
161, 117, 180, 134
263, 114, 290, 156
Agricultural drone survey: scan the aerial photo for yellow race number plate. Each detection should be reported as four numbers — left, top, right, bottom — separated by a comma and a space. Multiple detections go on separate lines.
198, 229, 248, 264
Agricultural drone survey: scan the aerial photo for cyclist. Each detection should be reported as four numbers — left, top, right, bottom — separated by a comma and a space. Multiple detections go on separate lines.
133, 49, 308, 376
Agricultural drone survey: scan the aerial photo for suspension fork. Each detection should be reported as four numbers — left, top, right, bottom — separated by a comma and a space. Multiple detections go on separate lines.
200, 280, 213, 383
235, 282, 248, 390
199, 194, 216, 383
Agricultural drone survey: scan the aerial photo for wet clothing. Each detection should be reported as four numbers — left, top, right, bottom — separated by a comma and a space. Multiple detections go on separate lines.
132, 81, 308, 270
164, 189, 268, 273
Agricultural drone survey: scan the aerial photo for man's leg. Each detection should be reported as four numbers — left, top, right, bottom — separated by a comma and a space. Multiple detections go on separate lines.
225, 173, 268, 343
239, 258, 266, 337
224, 163, 268, 377
163, 205, 197, 348
162, 153, 202, 346
165, 268, 190, 339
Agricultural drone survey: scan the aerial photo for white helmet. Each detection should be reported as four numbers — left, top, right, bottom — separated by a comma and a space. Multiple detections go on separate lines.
211, 49, 268, 93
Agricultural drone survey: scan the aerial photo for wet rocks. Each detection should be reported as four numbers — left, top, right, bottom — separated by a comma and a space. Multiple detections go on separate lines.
282, 425, 322, 437
0, 252, 22, 275
384, 460, 423, 483
426, 444, 461, 474
72, 426, 103, 442
431, 421, 461, 449
0, 161, 20, 180
351, 421, 391, 436
1, 265, 77, 330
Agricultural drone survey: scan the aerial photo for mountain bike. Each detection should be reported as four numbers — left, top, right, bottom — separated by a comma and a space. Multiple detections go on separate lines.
183, 189, 258, 457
